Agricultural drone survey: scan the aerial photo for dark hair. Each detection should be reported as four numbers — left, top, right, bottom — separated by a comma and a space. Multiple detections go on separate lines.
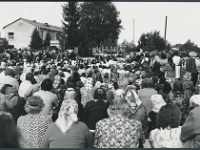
41, 78, 53, 91
161, 52, 167, 59
0, 84, 13, 94
113, 82, 119, 90
81, 73, 86, 77
162, 82, 172, 94
141, 78, 153, 88
0, 111, 20, 148
93, 88, 106, 100
156, 103, 181, 129
5, 68, 15, 77
26, 73, 34, 82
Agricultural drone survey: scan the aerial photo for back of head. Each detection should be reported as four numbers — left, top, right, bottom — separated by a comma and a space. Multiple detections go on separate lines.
141, 78, 153, 88
0, 111, 20, 148
25, 96, 44, 114
156, 103, 181, 129
94, 88, 106, 100
4, 68, 15, 77
41, 78, 52, 91
108, 98, 128, 116
26, 73, 34, 82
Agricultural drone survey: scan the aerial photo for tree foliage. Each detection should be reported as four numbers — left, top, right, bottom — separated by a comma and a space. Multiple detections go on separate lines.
79, 2, 122, 56
29, 28, 43, 50
121, 40, 136, 52
180, 40, 200, 52
0, 38, 9, 51
43, 32, 51, 49
138, 31, 169, 51
62, 2, 80, 49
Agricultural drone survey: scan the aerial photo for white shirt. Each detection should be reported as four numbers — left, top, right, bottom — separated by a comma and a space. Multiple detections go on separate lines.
18, 80, 32, 97
172, 56, 181, 66
0, 75, 19, 90
33, 90, 58, 116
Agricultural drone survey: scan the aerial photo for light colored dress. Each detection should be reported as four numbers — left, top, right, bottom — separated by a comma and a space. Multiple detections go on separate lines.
149, 126, 183, 148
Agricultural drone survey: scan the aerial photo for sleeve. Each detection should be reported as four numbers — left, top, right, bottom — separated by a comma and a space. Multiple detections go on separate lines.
180, 110, 195, 142
41, 125, 51, 148
82, 123, 94, 148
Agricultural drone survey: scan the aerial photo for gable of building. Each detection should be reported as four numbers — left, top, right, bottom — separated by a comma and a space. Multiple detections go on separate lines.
3, 18, 63, 33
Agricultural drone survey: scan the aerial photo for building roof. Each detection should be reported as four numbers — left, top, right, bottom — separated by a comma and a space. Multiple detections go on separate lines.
3, 18, 63, 32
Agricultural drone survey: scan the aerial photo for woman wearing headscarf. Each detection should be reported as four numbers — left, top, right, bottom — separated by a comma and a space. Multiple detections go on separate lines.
17, 96, 52, 148
149, 103, 183, 148
94, 98, 142, 148
81, 88, 109, 130
41, 100, 93, 148
125, 87, 148, 147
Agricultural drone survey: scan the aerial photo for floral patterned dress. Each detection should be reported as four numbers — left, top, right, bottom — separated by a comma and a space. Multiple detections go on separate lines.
93, 115, 142, 148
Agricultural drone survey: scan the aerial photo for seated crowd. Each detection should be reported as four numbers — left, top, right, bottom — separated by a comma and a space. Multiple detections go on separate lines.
0, 49, 200, 148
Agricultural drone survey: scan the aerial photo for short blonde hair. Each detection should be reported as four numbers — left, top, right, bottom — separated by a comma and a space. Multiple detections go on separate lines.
25, 96, 44, 114
108, 98, 128, 116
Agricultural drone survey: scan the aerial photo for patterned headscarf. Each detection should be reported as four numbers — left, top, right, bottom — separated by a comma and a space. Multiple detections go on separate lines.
59, 99, 78, 116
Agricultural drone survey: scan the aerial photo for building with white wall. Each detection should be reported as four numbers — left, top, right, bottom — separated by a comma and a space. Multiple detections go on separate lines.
3, 18, 63, 49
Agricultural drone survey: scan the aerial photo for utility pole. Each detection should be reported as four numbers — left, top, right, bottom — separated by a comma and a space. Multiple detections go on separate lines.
164, 16, 167, 41
133, 18, 135, 44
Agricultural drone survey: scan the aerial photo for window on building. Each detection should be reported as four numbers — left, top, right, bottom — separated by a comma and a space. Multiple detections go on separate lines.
51, 32, 55, 40
8, 32, 14, 39
19, 23, 23, 26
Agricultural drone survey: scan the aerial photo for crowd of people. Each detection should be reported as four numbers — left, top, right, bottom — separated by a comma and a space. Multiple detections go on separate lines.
0, 47, 200, 148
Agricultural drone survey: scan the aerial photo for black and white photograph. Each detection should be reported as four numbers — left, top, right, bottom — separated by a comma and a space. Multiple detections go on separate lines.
0, 1, 200, 148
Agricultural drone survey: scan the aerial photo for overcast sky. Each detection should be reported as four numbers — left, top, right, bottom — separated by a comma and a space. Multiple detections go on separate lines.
0, 2, 200, 47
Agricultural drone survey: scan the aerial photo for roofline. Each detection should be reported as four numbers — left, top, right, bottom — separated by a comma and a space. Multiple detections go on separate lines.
3, 18, 63, 32
3, 18, 22, 29
39, 27, 63, 33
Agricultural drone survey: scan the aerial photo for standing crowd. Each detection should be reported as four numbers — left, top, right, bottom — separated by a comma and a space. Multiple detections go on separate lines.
0, 48, 200, 148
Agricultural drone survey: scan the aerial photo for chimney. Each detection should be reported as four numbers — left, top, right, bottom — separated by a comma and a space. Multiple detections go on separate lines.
44, 23, 49, 26
32, 20, 36, 23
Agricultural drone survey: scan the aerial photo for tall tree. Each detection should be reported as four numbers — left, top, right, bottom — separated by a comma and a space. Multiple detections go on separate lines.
138, 31, 169, 51
79, 2, 122, 56
0, 38, 8, 51
29, 28, 43, 50
62, 2, 80, 49
43, 32, 51, 49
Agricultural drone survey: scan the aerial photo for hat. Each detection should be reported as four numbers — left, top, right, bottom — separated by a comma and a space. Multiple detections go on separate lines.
190, 95, 200, 107
189, 51, 197, 57
151, 94, 166, 113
